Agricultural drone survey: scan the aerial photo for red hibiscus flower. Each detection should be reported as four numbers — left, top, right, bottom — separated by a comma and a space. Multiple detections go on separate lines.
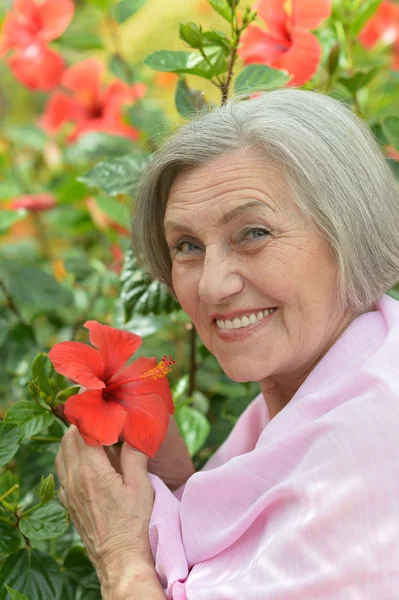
359, 1, 399, 70
0, 0, 74, 90
41, 58, 146, 142
238, 0, 332, 86
48, 321, 175, 457
10, 193, 56, 212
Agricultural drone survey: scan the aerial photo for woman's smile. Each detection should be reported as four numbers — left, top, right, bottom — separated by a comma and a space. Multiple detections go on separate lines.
213, 308, 278, 342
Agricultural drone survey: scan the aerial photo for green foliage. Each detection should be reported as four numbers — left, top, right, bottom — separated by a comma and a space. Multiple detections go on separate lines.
120, 250, 180, 319
0, 424, 20, 468
78, 153, 145, 197
112, 0, 147, 23
0, 550, 63, 600
234, 64, 292, 95
4, 585, 29, 600
4, 402, 54, 441
0, 212, 27, 236
175, 406, 211, 457
19, 504, 69, 540
175, 78, 208, 118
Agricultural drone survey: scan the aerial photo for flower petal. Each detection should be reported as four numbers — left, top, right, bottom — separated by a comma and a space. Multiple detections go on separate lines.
41, 91, 84, 133
107, 357, 175, 414
292, 0, 332, 30
8, 43, 64, 90
10, 193, 56, 212
48, 341, 105, 388
64, 389, 126, 446
107, 356, 156, 386
61, 58, 105, 110
38, 0, 75, 42
255, 0, 289, 40
120, 392, 170, 458
84, 321, 142, 382
238, 25, 290, 64
271, 29, 322, 86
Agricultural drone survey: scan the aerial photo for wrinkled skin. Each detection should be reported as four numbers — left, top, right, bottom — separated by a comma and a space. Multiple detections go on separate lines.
55, 425, 155, 582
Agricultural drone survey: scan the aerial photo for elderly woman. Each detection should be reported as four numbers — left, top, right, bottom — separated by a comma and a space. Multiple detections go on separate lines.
56, 89, 399, 599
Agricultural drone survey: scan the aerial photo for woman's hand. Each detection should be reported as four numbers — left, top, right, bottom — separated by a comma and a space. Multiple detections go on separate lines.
55, 425, 156, 588
105, 415, 196, 492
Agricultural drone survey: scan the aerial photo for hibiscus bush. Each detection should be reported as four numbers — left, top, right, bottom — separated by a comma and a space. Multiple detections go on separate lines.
1, 0, 399, 597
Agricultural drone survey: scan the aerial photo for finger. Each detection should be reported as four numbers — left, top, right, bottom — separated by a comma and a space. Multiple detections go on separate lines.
120, 442, 149, 485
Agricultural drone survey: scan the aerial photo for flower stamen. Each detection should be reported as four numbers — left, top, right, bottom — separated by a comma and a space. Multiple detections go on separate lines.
138, 356, 175, 382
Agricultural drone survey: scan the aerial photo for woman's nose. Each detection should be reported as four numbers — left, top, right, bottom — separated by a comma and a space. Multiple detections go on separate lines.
198, 252, 244, 305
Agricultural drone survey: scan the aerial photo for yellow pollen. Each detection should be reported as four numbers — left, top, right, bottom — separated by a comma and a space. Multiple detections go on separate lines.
138, 356, 175, 382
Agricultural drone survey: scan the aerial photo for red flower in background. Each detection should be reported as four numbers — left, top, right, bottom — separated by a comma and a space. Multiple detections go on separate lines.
238, 0, 332, 86
359, 1, 399, 70
10, 193, 56, 212
48, 321, 175, 457
41, 58, 146, 142
0, 0, 74, 90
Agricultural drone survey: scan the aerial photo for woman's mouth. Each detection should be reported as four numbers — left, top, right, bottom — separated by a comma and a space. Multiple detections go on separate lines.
215, 308, 277, 331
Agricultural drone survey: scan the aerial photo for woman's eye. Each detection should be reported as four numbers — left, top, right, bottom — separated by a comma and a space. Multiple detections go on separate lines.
241, 227, 270, 241
174, 240, 200, 254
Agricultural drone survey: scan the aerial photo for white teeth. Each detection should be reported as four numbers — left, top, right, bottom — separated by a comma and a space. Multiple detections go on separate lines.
216, 308, 276, 331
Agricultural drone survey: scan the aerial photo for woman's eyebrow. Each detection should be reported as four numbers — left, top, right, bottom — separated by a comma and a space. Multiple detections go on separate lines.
165, 200, 273, 234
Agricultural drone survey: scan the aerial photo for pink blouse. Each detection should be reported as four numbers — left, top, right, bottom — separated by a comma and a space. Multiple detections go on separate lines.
148, 293, 399, 599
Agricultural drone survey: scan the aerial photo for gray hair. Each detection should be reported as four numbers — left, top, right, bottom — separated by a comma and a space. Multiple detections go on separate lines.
131, 89, 399, 314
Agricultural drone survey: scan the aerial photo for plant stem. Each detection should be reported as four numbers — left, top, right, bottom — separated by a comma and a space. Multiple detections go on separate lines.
0, 278, 27, 326
30, 436, 62, 442
51, 406, 71, 428
0, 483, 19, 503
19, 502, 43, 519
188, 324, 197, 396
220, 6, 246, 104
31, 212, 52, 260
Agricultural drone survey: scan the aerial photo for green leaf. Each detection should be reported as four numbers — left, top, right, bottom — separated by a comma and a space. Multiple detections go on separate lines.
338, 68, 380, 93
0, 264, 73, 311
78, 153, 145, 197
109, 54, 135, 85
208, 0, 233, 22
19, 503, 69, 540
190, 390, 210, 415
0, 524, 24, 555
31, 354, 53, 396
175, 78, 207, 119
143, 49, 226, 79
95, 196, 131, 229
4, 402, 54, 441
381, 116, 399, 150
0, 424, 20, 468
0, 211, 27, 235
4, 125, 47, 151
234, 64, 291, 95
172, 375, 190, 405
0, 472, 20, 509
179, 22, 203, 49
4, 584, 29, 600
63, 546, 101, 590
174, 406, 211, 457
57, 30, 103, 50
55, 385, 80, 405
0, 549, 63, 600
128, 101, 169, 140
350, 0, 382, 36
120, 250, 180, 319
112, 0, 146, 23
64, 132, 135, 164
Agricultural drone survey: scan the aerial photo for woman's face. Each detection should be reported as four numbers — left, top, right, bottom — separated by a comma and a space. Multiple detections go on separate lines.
164, 148, 355, 386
